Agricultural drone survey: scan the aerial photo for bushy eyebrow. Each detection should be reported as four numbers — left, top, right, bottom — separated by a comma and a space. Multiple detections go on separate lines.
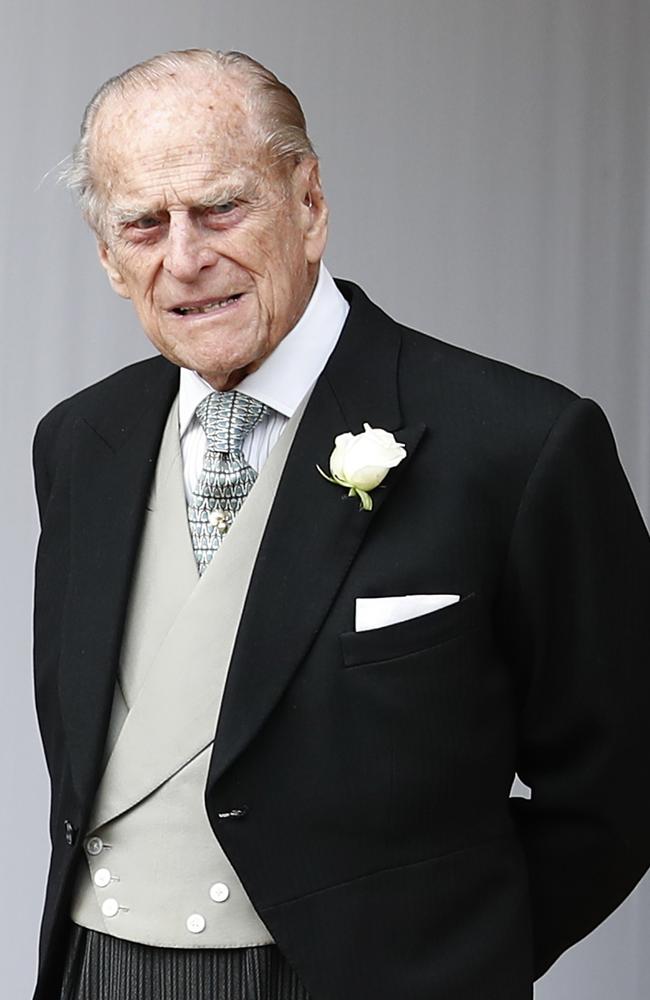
197, 177, 260, 209
108, 176, 261, 228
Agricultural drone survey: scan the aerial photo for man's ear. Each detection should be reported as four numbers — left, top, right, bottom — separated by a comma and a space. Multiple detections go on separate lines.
295, 158, 329, 264
97, 240, 131, 299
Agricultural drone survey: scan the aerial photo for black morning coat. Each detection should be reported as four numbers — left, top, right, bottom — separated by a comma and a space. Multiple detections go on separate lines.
32, 280, 650, 1000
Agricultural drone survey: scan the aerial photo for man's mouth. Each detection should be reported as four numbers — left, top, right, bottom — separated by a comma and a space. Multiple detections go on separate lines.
170, 294, 243, 316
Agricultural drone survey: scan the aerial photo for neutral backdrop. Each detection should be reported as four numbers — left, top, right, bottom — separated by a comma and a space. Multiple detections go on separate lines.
1, 1, 648, 997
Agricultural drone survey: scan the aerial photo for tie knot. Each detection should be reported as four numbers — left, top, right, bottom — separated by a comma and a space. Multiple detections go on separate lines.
194, 390, 269, 452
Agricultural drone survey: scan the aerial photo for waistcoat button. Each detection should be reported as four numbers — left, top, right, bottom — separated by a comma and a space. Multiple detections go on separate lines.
209, 882, 230, 903
94, 868, 112, 888
186, 913, 206, 934
101, 898, 120, 918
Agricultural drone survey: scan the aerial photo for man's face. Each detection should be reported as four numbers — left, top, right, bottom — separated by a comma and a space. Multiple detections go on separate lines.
94, 71, 328, 389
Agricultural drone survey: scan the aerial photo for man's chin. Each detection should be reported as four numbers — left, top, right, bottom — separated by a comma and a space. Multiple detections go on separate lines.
191, 356, 262, 391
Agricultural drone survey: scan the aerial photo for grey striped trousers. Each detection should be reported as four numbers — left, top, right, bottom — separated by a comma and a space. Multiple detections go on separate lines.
61, 925, 312, 1000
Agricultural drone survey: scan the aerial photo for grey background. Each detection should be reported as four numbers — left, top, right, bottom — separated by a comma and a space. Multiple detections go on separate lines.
1, 1, 648, 997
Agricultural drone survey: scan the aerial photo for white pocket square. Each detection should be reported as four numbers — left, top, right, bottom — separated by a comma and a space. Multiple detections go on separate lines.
355, 594, 460, 632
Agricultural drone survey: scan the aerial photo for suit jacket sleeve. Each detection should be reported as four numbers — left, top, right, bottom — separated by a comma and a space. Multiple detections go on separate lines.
32, 404, 73, 786
498, 397, 650, 977
33, 417, 53, 526
32, 402, 71, 525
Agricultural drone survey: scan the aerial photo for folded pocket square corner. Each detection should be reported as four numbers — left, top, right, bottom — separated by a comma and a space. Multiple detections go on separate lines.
355, 594, 460, 632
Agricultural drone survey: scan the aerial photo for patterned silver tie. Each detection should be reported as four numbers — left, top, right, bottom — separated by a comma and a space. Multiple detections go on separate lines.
187, 390, 269, 574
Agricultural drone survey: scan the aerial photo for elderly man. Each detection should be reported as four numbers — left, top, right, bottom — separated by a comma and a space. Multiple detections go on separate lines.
32, 49, 650, 1000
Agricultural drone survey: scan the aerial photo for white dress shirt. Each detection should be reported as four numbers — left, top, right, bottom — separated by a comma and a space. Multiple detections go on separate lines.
178, 264, 350, 502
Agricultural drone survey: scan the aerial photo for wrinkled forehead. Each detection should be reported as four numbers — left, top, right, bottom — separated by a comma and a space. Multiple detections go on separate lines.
90, 72, 268, 202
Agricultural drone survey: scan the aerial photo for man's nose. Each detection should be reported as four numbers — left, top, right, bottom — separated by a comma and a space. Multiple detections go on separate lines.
163, 216, 218, 282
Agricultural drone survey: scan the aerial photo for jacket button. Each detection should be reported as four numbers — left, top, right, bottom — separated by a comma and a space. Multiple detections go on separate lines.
86, 836, 104, 856
64, 820, 77, 846
216, 806, 249, 821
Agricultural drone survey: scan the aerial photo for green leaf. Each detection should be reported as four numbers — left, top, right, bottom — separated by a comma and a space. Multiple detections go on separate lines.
317, 465, 373, 511
316, 464, 337, 485
356, 489, 373, 511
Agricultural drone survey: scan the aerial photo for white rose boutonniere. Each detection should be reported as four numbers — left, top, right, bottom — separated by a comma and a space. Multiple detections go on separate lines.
317, 423, 407, 511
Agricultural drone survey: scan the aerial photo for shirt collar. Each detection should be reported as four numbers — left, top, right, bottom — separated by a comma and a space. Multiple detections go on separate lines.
178, 263, 349, 436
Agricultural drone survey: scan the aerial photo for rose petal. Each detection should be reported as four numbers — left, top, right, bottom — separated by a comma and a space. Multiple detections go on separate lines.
343, 463, 389, 491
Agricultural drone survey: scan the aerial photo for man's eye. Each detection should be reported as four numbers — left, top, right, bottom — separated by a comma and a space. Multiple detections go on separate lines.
132, 216, 160, 230
208, 202, 237, 216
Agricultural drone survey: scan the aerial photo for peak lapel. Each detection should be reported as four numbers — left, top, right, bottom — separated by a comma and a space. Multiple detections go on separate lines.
208, 283, 426, 789
58, 357, 178, 807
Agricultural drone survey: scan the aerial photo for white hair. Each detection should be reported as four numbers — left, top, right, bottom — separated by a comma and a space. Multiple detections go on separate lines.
61, 48, 316, 236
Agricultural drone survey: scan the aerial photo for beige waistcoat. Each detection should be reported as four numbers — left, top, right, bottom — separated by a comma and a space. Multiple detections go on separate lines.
71, 395, 304, 947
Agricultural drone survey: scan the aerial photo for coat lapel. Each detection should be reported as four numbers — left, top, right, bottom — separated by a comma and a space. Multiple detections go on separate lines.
56, 286, 425, 809
208, 282, 426, 788
58, 357, 179, 807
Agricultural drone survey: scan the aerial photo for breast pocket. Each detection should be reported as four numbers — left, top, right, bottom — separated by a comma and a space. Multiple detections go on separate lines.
339, 593, 486, 668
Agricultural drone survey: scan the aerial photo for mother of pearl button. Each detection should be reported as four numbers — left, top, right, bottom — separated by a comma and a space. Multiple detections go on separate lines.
101, 898, 120, 918
186, 913, 206, 934
209, 882, 230, 903
94, 868, 112, 888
